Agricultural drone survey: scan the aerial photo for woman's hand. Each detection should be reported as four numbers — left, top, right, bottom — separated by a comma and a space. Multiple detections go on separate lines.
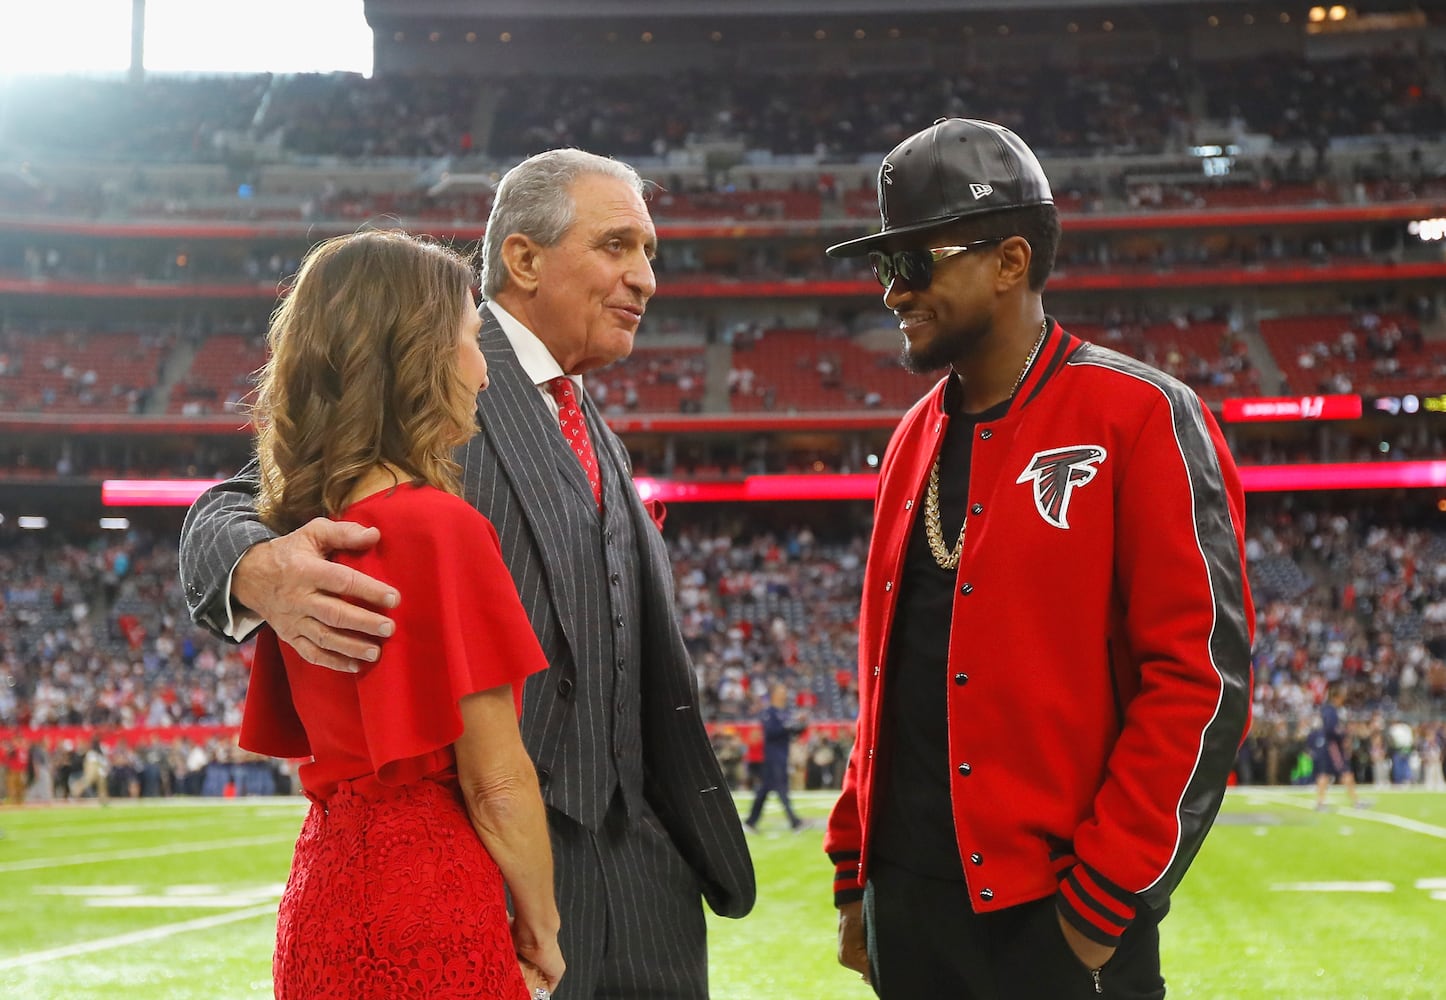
514, 920, 564, 996
518, 953, 562, 997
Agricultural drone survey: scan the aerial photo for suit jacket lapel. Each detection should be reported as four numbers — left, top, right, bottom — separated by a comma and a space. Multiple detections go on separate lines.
474, 315, 593, 654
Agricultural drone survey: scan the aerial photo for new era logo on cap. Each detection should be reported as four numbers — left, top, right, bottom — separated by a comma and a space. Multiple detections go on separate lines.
970, 183, 993, 199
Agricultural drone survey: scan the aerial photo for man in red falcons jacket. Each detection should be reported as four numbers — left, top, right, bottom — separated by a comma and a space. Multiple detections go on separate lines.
822, 118, 1254, 999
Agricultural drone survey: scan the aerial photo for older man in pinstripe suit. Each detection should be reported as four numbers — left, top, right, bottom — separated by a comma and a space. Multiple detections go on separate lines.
178, 149, 755, 999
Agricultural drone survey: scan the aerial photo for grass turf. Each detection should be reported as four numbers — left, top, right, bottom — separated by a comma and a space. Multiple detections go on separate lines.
2, 788, 1443, 998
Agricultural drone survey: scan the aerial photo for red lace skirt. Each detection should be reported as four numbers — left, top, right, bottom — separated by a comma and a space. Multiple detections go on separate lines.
274, 778, 528, 1000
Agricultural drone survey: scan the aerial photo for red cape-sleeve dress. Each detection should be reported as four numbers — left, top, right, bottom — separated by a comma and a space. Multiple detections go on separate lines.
239, 483, 549, 1000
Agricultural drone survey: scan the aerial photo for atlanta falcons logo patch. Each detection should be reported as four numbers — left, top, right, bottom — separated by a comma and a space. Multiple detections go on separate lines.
1015, 445, 1108, 529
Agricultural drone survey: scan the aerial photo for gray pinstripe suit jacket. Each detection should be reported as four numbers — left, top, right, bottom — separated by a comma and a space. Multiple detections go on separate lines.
178, 312, 755, 921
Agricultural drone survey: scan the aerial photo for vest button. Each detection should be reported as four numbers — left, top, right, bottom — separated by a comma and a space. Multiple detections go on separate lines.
970, 852, 984, 865
959, 583, 973, 595
980, 429, 993, 440
980, 888, 994, 901
954, 673, 969, 685
970, 503, 984, 516
957, 762, 972, 776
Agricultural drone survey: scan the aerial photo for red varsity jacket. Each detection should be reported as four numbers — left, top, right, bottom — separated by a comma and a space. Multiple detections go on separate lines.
824, 322, 1254, 946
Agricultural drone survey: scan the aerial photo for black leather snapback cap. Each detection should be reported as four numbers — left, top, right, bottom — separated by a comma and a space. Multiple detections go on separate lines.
826, 117, 1054, 258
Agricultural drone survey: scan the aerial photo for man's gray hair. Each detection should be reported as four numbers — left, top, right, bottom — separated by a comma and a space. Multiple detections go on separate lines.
481, 149, 647, 298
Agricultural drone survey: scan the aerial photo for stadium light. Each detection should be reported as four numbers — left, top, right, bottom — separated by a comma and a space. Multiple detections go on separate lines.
17, 516, 48, 529
1408, 218, 1446, 242
427, 172, 499, 197
99, 517, 130, 530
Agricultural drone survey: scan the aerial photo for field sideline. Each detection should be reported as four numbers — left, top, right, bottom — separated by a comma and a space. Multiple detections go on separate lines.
2, 788, 1443, 999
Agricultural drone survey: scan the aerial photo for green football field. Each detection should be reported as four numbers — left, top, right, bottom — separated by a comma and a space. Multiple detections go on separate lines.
2, 788, 1443, 999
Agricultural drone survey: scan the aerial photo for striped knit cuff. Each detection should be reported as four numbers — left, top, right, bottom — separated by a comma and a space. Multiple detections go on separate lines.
1055, 862, 1137, 947
829, 850, 865, 907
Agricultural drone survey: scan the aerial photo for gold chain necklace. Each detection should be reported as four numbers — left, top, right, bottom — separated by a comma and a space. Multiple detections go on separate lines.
923, 320, 1048, 570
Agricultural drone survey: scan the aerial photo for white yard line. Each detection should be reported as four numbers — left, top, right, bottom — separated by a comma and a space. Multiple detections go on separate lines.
1238, 789, 1446, 840
0, 904, 275, 971
14, 817, 275, 841
1269, 880, 1396, 892
0, 833, 297, 874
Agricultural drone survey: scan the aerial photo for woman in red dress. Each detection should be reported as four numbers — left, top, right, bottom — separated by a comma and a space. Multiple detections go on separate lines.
238, 230, 564, 1000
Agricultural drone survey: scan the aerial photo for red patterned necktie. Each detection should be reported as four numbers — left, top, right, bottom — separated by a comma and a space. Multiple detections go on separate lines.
546, 375, 603, 511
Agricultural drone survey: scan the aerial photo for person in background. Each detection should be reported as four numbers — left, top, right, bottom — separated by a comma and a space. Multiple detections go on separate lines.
180, 150, 754, 1000
822, 118, 1254, 999
26, 740, 53, 802
744, 683, 807, 832
1421, 722, 1445, 791
71, 737, 109, 804
230, 229, 562, 1000
3, 739, 26, 804
1312, 682, 1365, 810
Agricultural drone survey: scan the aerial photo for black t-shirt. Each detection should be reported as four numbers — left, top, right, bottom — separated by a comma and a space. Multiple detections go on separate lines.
870, 388, 1010, 879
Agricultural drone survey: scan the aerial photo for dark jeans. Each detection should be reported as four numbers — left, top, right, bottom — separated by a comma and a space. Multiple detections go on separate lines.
864, 859, 1167, 1000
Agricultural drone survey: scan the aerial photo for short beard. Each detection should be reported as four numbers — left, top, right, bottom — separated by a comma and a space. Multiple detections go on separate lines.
900, 336, 956, 375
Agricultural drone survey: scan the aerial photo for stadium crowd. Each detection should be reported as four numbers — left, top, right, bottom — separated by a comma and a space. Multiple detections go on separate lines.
1, 305, 1438, 429
0, 42, 1441, 231
4, 502, 1446, 802
2, 47, 1440, 166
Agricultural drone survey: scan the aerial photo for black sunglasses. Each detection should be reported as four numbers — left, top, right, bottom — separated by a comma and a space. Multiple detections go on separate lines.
867, 238, 1005, 290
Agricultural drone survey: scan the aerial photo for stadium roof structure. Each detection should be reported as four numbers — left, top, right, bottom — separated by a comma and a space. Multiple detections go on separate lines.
360, 0, 1437, 43
366, 0, 1255, 13
364, 0, 1440, 15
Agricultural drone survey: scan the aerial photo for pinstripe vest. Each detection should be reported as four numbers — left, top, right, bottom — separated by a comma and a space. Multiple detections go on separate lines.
557, 414, 646, 828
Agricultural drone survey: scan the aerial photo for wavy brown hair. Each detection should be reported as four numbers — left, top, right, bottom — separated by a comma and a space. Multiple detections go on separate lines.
255, 230, 479, 534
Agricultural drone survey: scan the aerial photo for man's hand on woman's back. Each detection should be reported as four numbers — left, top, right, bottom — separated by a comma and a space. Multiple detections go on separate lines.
233, 517, 399, 672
